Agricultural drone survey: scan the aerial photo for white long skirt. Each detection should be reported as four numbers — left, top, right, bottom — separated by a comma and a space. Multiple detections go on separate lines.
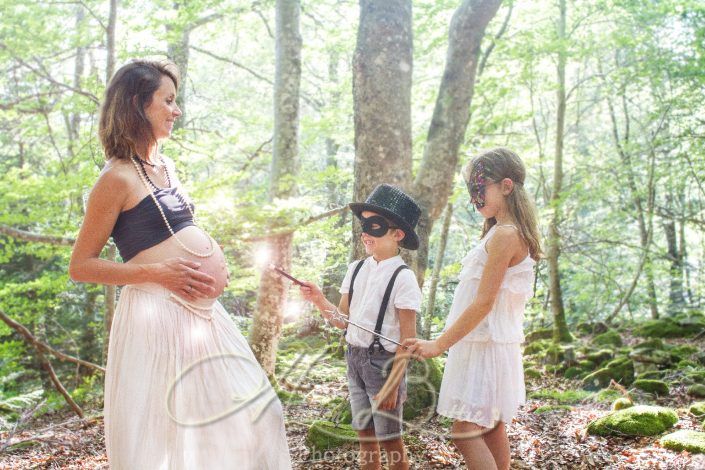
104, 283, 291, 470
436, 341, 525, 428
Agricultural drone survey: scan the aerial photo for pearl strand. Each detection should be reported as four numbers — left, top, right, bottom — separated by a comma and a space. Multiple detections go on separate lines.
130, 156, 215, 258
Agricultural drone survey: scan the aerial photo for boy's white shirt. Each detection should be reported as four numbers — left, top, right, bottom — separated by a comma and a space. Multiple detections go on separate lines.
339, 255, 422, 352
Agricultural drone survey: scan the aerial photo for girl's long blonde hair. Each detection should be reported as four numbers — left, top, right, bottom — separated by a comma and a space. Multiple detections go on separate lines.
462, 148, 543, 261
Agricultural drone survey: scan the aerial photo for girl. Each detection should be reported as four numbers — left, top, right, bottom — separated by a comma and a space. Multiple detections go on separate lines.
404, 148, 542, 470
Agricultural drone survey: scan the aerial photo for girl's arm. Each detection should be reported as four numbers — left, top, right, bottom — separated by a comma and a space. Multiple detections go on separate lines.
404, 227, 520, 357
68, 167, 216, 300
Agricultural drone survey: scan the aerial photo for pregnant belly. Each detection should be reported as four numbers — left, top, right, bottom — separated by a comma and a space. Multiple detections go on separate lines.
128, 226, 229, 298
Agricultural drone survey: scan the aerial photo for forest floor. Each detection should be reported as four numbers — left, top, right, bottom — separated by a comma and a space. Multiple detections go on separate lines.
1, 334, 705, 469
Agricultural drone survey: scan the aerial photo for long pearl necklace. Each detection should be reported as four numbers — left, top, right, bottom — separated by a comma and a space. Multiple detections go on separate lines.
130, 156, 215, 258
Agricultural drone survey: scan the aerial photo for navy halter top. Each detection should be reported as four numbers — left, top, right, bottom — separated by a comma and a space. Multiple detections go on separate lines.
111, 187, 195, 262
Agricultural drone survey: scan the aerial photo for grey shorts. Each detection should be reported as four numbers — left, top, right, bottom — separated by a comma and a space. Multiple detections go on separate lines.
346, 345, 407, 440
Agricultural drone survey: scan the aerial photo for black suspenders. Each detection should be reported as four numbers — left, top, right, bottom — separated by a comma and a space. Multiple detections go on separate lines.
346, 259, 409, 352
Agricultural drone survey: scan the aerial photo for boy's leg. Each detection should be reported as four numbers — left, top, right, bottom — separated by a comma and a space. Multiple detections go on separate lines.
482, 422, 510, 470
379, 437, 409, 470
358, 428, 381, 470
451, 420, 498, 470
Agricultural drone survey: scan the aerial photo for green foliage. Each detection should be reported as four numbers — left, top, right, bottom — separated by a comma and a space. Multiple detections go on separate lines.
634, 317, 705, 339
660, 430, 705, 454
586, 405, 678, 437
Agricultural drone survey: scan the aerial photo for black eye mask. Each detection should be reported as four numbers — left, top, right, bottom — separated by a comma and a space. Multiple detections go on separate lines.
360, 215, 397, 238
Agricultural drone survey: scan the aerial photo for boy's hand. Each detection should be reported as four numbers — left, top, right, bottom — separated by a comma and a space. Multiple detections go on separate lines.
373, 387, 398, 410
403, 338, 443, 359
299, 281, 324, 304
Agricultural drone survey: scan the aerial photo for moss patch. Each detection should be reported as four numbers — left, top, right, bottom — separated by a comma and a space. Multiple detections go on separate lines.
612, 397, 634, 411
585, 349, 613, 365
660, 430, 705, 454
586, 405, 678, 437
582, 356, 634, 390
634, 317, 705, 339
525, 327, 554, 343
593, 330, 622, 348
633, 379, 669, 396
534, 405, 572, 414
325, 397, 353, 425
529, 389, 591, 404
689, 402, 705, 419
404, 358, 442, 420
593, 389, 623, 403
525, 368, 542, 379
688, 384, 705, 398
306, 420, 358, 452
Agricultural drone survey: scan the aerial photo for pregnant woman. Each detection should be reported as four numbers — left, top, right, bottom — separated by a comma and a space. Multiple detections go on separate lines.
69, 60, 291, 469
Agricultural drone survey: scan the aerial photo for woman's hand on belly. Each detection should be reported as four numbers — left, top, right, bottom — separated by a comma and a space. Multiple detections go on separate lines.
153, 257, 217, 301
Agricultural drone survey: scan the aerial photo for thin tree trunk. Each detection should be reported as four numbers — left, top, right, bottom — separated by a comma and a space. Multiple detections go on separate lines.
664, 195, 685, 315
352, 0, 413, 260
548, 0, 571, 343
105, 0, 118, 83
410, 0, 503, 285
423, 203, 453, 339
250, 0, 301, 376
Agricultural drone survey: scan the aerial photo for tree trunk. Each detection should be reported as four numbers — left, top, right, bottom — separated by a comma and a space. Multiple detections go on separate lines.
548, 0, 572, 343
250, 0, 301, 376
423, 203, 453, 339
167, 28, 189, 131
105, 0, 118, 83
664, 195, 685, 315
410, 0, 503, 285
352, 0, 413, 260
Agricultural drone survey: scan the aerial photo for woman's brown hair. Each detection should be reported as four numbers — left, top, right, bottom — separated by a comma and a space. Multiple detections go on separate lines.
462, 148, 543, 261
99, 60, 179, 160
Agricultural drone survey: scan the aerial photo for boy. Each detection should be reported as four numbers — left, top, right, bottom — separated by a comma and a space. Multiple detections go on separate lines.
300, 184, 422, 470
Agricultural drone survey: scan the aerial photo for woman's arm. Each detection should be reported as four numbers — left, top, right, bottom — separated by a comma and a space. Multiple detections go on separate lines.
68, 167, 215, 300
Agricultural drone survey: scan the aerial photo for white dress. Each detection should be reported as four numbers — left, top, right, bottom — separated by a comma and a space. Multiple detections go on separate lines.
104, 282, 292, 469
436, 224, 536, 428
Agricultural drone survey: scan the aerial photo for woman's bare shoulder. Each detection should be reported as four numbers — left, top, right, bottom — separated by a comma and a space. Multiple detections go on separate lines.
95, 158, 134, 194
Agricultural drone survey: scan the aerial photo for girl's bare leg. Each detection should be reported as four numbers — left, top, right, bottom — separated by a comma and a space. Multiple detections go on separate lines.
482, 421, 510, 470
451, 420, 498, 470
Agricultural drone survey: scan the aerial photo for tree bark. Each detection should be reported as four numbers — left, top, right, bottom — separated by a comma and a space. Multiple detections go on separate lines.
250, 0, 301, 376
352, 0, 413, 260
548, 0, 572, 343
105, 0, 118, 83
423, 203, 453, 339
410, 0, 503, 285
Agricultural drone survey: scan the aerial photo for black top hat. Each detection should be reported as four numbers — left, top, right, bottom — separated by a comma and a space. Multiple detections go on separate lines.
349, 184, 421, 250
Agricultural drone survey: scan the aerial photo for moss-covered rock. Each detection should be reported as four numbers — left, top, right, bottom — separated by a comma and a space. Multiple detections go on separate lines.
564, 366, 585, 379
325, 397, 353, 425
633, 379, 669, 396
633, 338, 665, 350
586, 405, 678, 437
684, 370, 705, 385
306, 420, 358, 452
636, 370, 665, 381
404, 358, 442, 420
585, 349, 614, 365
593, 389, 622, 403
534, 404, 572, 414
677, 359, 700, 369
576, 322, 609, 337
612, 397, 634, 411
634, 317, 705, 339
525, 327, 554, 343
524, 339, 551, 356
582, 356, 634, 390
629, 348, 672, 366
689, 402, 705, 419
669, 344, 699, 361
688, 384, 705, 398
525, 368, 542, 379
593, 330, 622, 348
659, 430, 705, 454
276, 388, 305, 404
